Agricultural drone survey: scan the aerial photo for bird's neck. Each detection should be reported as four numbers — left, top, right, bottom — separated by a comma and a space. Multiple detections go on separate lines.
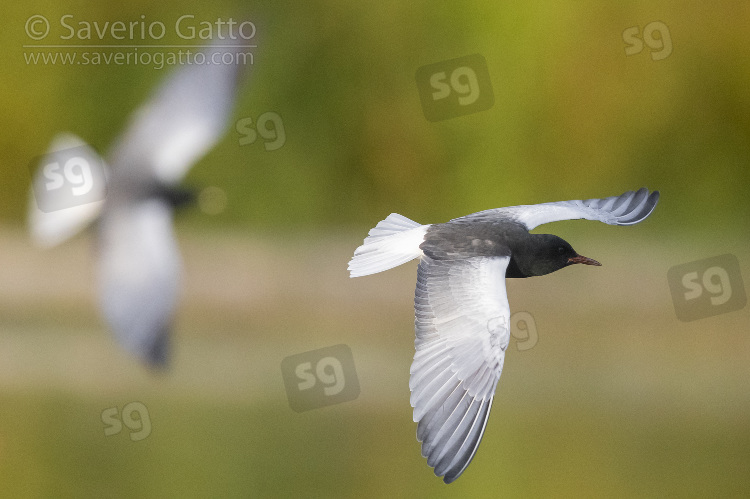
505, 232, 550, 278
505, 255, 530, 278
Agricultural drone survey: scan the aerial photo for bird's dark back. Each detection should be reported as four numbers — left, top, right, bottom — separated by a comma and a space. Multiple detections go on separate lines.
421, 219, 528, 258
420, 220, 540, 278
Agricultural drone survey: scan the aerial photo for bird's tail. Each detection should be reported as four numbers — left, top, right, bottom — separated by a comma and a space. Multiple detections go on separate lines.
28, 133, 108, 247
348, 213, 429, 277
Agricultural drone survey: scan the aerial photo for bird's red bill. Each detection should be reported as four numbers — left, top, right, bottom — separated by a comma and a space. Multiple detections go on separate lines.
568, 255, 602, 266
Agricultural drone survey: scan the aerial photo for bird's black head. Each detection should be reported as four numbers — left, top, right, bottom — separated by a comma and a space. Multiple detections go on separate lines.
518, 234, 601, 277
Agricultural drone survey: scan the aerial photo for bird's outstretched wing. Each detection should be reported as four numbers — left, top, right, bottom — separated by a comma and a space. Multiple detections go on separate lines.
97, 199, 180, 367
411, 255, 511, 483
97, 40, 248, 366
107, 42, 249, 187
454, 187, 659, 230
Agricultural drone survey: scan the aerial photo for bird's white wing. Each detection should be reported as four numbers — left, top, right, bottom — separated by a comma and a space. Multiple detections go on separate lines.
107, 42, 248, 186
410, 255, 511, 483
455, 188, 660, 230
97, 199, 180, 367
27, 133, 107, 247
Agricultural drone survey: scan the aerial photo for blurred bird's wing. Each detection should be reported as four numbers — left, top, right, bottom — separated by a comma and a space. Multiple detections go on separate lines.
97, 199, 180, 367
27, 133, 107, 247
96, 40, 248, 367
107, 42, 248, 187
410, 255, 511, 483
455, 187, 660, 230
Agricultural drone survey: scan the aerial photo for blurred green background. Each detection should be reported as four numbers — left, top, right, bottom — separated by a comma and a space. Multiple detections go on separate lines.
1, 0, 749, 497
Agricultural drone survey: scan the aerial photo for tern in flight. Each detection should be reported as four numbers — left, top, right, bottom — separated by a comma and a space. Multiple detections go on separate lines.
28, 42, 249, 366
349, 188, 659, 483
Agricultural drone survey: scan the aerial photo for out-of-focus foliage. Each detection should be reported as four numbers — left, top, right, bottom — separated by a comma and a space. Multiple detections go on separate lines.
2, 1, 749, 233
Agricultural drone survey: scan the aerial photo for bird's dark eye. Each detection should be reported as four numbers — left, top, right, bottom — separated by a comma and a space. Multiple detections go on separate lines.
557, 246, 566, 255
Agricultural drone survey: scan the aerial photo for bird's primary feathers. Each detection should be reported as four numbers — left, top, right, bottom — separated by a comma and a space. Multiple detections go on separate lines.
28, 41, 248, 366
348, 188, 659, 483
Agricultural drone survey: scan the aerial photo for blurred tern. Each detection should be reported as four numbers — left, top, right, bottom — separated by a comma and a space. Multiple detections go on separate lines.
28, 42, 248, 367
348, 188, 660, 483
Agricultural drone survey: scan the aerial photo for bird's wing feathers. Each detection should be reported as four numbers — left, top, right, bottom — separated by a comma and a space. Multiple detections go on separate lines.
455, 187, 660, 230
410, 255, 511, 483
97, 200, 180, 367
107, 42, 248, 186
